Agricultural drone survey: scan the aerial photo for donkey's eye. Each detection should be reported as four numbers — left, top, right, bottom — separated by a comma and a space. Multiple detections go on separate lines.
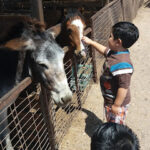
38, 63, 48, 69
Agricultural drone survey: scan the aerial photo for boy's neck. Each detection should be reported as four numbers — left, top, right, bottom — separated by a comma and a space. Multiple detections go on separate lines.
112, 47, 127, 52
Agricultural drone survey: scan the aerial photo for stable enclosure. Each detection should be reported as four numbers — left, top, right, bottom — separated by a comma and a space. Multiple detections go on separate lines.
0, 0, 143, 149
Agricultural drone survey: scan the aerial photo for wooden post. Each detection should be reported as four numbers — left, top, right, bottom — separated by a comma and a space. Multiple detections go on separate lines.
73, 55, 82, 109
31, 0, 44, 22
40, 85, 58, 150
90, 19, 98, 83
120, 0, 125, 21
106, 0, 110, 4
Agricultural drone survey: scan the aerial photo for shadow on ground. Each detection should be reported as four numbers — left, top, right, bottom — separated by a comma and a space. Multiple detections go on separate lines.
81, 108, 103, 137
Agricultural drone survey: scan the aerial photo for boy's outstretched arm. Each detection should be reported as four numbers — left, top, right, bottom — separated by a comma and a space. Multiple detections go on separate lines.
111, 88, 128, 115
82, 36, 107, 55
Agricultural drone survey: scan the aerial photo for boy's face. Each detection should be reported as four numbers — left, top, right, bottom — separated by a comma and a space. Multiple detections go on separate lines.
108, 33, 122, 51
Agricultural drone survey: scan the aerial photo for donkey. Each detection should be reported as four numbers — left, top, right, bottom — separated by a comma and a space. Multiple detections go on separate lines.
0, 16, 72, 150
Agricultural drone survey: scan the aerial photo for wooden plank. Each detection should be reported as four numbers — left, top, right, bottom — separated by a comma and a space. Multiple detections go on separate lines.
0, 77, 32, 110
31, 0, 44, 22
43, 1, 103, 8
84, 27, 92, 36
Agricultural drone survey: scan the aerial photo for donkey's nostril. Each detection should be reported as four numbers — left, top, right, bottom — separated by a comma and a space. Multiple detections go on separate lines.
61, 98, 64, 103
61, 95, 72, 105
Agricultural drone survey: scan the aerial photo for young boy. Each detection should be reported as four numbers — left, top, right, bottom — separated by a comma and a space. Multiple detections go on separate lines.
82, 21, 139, 124
91, 122, 140, 150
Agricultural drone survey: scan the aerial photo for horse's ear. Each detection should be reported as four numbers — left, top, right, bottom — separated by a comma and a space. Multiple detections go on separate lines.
78, 7, 84, 14
63, 8, 68, 17
0, 38, 35, 51
47, 23, 62, 39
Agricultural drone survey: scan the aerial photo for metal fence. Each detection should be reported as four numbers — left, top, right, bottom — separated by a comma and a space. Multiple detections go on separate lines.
0, 81, 51, 150
0, 0, 144, 149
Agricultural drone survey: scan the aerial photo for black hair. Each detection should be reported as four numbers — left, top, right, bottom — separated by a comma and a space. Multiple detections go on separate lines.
91, 122, 140, 150
112, 22, 139, 48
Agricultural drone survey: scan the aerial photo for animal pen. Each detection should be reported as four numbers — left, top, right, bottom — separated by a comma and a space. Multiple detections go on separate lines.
0, 0, 143, 149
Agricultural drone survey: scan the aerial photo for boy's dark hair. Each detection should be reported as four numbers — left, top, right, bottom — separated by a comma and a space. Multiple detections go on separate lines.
91, 122, 140, 150
112, 21, 139, 48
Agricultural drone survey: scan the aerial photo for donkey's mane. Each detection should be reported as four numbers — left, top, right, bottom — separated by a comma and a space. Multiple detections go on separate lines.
24, 17, 46, 33
0, 16, 46, 44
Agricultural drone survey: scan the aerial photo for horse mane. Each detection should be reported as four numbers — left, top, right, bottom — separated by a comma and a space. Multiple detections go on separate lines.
0, 16, 46, 44
63, 8, 85, 27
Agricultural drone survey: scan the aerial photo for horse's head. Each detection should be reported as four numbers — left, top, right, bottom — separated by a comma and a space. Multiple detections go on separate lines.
1, 17, 72, 106
49, 10, 86, 58
66, 15, 86, 58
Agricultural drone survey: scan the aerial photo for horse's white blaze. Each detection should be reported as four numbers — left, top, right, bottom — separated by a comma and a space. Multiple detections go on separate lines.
71, 19, 85, 50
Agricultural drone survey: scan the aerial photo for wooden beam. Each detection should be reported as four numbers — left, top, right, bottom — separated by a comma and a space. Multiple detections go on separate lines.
31, 0, 44, 22
0, 77, 32, 110
43, 1, 103, 8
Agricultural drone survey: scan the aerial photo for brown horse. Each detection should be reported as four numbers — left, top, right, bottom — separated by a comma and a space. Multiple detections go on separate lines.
49, 9, 87, 58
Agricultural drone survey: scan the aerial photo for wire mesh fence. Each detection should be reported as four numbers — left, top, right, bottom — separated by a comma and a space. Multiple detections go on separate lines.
0, 0, 144, 149
0, 81, 52, 150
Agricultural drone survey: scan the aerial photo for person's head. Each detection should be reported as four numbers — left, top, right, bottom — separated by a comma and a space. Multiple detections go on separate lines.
91, 122, 140, 150
108, 21, 139, 50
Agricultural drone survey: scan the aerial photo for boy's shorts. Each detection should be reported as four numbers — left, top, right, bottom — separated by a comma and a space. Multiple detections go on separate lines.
104, 104, 129, 124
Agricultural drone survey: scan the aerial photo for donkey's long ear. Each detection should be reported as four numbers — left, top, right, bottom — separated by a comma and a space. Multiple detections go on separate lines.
0, 38, 35, 51
46, 23, 62, 39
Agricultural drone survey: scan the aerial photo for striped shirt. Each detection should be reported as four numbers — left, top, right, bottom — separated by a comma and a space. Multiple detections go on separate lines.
100, 49, 133, 106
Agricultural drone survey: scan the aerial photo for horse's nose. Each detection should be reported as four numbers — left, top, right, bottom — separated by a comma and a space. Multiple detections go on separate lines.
74, 49, 86, 59
80, 50, 86, 58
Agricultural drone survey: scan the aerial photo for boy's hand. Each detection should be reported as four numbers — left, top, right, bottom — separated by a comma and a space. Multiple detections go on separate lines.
82, 36, 93, 45
111, 104, 121, 115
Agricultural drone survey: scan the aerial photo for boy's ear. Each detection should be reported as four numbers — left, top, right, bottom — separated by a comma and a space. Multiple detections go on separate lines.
116, 38, 122, 47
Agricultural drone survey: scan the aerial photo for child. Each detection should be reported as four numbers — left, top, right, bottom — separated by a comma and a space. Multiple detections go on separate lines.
91, 122, 140, 150
82, 22, 139, 124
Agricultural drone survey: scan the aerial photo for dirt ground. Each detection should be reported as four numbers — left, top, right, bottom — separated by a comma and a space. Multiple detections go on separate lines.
59, 3, 150, 150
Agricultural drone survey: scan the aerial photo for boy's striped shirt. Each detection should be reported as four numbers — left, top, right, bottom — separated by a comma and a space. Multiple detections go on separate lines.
100, 49, 133, 106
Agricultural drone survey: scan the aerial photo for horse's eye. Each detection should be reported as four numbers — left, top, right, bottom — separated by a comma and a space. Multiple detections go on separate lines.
67, 28, 72, 34
38, 63, 48, 69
